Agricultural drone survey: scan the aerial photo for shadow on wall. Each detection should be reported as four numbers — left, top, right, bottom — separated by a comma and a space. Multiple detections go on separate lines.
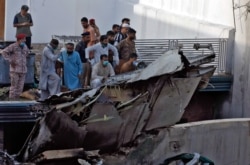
182, 91, 231, 122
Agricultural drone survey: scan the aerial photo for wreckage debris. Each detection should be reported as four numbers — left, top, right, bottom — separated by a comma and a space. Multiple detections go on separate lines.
5, 47, 216, 164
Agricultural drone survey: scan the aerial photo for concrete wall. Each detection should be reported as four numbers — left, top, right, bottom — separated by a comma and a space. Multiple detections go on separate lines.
230, 0, 250, 118
5, 0, 234, 43
120, 119, 250, 164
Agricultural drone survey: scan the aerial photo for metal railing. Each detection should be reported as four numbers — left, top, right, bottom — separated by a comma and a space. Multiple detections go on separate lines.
135, 38, 229, 74
52, 35, 229, 74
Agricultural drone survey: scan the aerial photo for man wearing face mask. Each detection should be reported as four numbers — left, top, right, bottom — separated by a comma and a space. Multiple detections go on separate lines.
39, 39, 61, 101
1, 33, 29, 99
59, 43, 82, 90
85, 35, 119, 66
91, 54, 115, 88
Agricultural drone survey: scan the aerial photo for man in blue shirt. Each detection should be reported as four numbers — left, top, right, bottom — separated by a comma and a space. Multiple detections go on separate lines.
59, 43, 82, 90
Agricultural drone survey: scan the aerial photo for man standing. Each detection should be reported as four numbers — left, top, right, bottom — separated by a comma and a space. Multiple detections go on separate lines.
85, 35, 119, 66
115, 28, 137, 73
59, 43, 82, 90
75, 32, 91, 87
1, 34, 29, 99
112, 24, 120, 35
81, 17, 96, 47
13, 5, 33, 49
116, 28, 137, 61
106, 30, 116, 66
89, 18, 101, 42
39, 39, 61, 101
91, 54, 115, 88
114, 23, 130, 46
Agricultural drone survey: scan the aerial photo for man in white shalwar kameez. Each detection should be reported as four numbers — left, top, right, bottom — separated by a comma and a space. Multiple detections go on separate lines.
38, 39, 61, 100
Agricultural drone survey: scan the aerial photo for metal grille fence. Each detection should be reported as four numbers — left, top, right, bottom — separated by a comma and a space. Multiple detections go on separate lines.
135, 38, 228, 74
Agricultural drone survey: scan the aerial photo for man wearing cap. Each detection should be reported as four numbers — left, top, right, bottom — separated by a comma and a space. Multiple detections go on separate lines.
75, 32, 91, 87
13, 5, 33, 49
38, 39, 61, 100
114, 23, 130, 46
1, 33, 29, 99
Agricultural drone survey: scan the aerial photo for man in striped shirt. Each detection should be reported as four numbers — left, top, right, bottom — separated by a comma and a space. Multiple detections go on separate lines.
114, 23, 130, 46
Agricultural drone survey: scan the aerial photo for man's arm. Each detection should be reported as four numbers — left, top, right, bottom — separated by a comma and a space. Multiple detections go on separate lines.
109, 44, 119, 66
89, 28, 96, 46
13, 14, 33, 27
44, 48, 60, 61
114, 33, 121, 46
75, 52, 83, 75
1, 45, 13, 61
85, 44, 97, 59
108, 64, 115, 76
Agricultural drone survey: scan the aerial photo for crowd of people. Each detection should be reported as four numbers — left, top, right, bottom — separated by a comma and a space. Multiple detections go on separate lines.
2, 5, 139, 101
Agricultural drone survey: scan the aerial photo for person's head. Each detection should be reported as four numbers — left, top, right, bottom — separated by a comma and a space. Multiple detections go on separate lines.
121, 18, 130, 25
121, 23, 130, 34
100, 35, 108, 47
81, 17, 89, 29
112, 24, 120, 34
16, 33, 26, 48
129, 53, 138, 62
89, 18, 96, 27
127, 28, 136, 40
81, 31, 90, 43
50, 39, 59, 50
106, 30, 115, 44
66, 42, 74, 54
21, 5, 29, 16
100, 54, 109, 67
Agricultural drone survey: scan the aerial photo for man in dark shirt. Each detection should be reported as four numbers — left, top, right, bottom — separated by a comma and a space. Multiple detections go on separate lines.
13, 5, 33, 49
75, 32, 91, 88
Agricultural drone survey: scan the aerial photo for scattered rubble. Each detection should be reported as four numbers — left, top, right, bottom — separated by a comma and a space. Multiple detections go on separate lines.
0, 46, 216, 164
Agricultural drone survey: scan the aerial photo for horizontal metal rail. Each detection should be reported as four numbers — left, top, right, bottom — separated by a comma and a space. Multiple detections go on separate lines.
135, 38, 228, 74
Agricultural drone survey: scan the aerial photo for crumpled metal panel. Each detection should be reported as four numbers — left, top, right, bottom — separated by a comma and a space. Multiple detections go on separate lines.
128, 49, 183, 83
22, 110, 87, 161
185, 53, 215, 67
119, 95, 150, 144
83, 103, 123, 151
145, 77, 201, 131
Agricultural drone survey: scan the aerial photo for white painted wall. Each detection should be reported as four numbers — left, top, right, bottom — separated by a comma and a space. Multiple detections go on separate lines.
5, 0, 234, 43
